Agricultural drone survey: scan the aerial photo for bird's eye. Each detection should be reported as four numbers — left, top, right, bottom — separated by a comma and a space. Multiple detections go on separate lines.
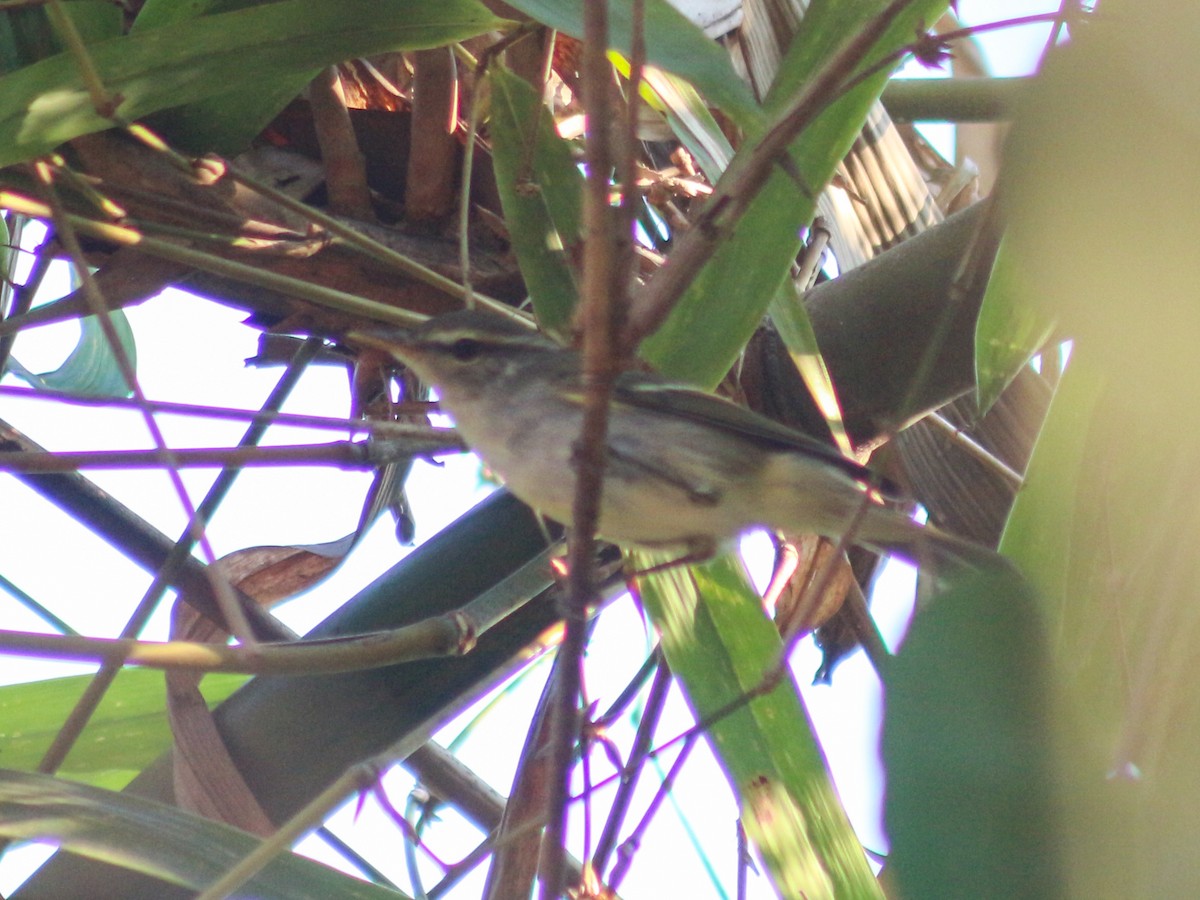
447, 338, 483, 361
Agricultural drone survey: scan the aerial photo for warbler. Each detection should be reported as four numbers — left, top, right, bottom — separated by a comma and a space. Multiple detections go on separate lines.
355, 309, 997, 571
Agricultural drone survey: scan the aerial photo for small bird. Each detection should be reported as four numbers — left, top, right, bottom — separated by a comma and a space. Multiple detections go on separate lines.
354, 309, 999, 572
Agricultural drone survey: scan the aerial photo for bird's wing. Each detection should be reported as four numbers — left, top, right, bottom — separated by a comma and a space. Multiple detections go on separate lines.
612, 370, 874, 483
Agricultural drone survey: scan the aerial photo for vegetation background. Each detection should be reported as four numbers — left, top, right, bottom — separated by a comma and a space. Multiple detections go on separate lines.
1, 1, 1196, 898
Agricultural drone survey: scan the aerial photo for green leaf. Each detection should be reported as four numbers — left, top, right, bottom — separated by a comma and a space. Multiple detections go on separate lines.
488, 66, 583, 336
883, 569, 1062, 899
0, 0, 508, 164
610, 55, 735, 181
974, 237, 1055, 414
501, 0, 761, 129
641, 0, 952, 389
9, 310, 137, 397
0, 670, 246, 790
0, 212, 9, 311
613, 45, 843, 447
133, 0, 294, 27
769, 279, 852, 454
130, 0, 314, 155
617, 5, 948, 894
994, 5, 1200, 893
0, 768, 409, 898
57, 0, 123, 44
638, 553, 883, 899
0, 1, 120, 75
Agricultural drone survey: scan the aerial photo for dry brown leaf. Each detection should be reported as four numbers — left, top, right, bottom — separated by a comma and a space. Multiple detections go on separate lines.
167, 602, 274, 835
771, 534, 855, 638
214, 538, 353, 607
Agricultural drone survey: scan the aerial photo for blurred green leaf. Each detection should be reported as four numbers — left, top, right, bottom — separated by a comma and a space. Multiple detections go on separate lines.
133, 0, 286, 26
56, 0, 123, 45
993, 2, 1200, 893
0, 670, 246, 790
0, 768, 409, 898
0, 0, 507, 164
488, 66, 583, 336
884, 569, 1061, 899
9, 310, 137, 397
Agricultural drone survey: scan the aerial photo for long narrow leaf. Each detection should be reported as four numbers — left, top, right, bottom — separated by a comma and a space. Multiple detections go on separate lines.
0, 670, 246, 790
0, 0, 506, 165
642, 0, 952, 388
638, 554, 882, 899
628, 5, 947, 895
488, 66, 583, 335
0, 768, 408, 898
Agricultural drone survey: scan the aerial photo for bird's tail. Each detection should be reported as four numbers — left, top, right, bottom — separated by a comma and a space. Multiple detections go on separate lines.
856, 507, 1012, 576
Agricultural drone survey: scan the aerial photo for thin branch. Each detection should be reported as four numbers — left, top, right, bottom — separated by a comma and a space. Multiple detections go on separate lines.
607, 730, 700, 890
0, 191, 426, 330
38, 156, 261, 647
407, 48, 459, 223
1037, 0, 1083, 71
937, 10, 1075, 52
0, 419, 287, 639
455, 24, 546, 313
0, 572, 78, 636
0, 384, 437, 434
0, 433, 460, 472
227, 164, 520, 320
593, 645, 662, 729
541, 0, 631, 894
34, 339, 322, 775
736, 819, 750, 900
592, 657, 671, 876
0, 226, 53, 374
881, 76, 1033, 122
484, 652, 562, 900
121, 120, 522, 317
4, 541, 553, 677
431, 834, 502, 898
623, 0, 921, 349
45, 0, 121, 117
840, 11, 1071, 104
194, 757, 391, 900
925, 411, 1025, 486
0, 616, 473, 675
